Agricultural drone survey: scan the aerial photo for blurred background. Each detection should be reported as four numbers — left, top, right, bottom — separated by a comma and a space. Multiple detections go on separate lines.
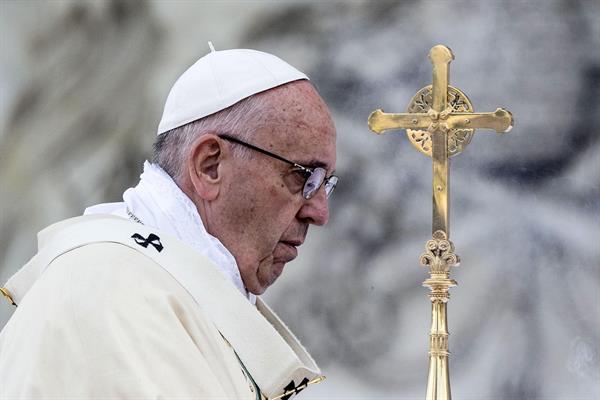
1, 1, 598, 399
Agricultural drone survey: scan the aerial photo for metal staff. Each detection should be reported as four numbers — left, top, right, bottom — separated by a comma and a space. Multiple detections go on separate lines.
368, 45, 513, 400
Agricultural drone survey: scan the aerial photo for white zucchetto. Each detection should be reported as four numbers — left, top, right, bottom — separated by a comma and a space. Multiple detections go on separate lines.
157, 47, 309, 135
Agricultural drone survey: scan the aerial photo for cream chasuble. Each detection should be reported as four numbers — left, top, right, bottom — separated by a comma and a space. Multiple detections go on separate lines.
0, 215, 321, 399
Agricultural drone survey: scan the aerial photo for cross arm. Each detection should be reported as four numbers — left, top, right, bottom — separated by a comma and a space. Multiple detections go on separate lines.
368, 109, 430, 134
445, 108, 513, 133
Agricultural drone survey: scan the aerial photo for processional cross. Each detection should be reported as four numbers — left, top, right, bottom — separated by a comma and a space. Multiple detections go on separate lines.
368, 45, 513, 400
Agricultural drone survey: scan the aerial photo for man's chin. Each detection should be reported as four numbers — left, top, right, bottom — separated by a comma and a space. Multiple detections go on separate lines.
249, 261, 286, 295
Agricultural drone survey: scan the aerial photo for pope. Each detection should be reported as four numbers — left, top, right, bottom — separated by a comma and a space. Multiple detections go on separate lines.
0, 46, 338, 399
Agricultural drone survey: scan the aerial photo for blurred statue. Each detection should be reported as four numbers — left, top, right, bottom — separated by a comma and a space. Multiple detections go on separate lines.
0, 46, 337, 399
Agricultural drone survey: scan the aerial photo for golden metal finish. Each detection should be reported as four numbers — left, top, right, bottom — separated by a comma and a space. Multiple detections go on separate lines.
0, 287, 16, 306
367, 44, 514, 400
420, 230, 458, 400
368, 45, 513, 235
406, 86, 474, 157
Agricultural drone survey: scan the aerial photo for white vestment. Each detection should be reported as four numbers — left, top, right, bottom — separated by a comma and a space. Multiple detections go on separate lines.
84, 161, 253, 303
0, 215, 321, 399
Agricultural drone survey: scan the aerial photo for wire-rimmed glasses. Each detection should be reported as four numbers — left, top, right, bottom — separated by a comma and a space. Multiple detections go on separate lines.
218, 134, 338, 200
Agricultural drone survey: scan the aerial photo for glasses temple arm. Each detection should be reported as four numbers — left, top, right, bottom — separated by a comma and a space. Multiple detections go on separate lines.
218, 134, 304, 169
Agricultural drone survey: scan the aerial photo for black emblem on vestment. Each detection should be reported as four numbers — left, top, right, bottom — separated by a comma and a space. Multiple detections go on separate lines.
281, 377, 310, 400
131, 233, 164, 252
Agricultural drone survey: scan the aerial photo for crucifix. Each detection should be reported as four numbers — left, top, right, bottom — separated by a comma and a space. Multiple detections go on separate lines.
368, 45, 513, 400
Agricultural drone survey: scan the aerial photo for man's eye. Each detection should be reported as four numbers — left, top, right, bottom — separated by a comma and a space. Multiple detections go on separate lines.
293, 168, 310, 181
288, 168, 308, 187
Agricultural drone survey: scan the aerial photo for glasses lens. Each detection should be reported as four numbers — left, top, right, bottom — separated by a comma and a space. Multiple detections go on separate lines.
303, 167, 326, 199
324, 175, 338, 198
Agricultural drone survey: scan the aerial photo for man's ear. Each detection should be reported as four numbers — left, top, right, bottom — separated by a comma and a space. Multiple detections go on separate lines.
187, 134, 225, 201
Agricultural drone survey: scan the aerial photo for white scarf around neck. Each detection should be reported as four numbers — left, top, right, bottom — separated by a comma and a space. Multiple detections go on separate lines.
84, 161, 255, 304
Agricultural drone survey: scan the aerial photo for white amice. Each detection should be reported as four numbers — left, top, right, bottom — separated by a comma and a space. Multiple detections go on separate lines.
84, 161, 255, 303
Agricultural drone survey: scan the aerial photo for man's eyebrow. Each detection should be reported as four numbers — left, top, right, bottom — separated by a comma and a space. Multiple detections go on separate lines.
297, 161, 336, 176
299, 160, 329, 170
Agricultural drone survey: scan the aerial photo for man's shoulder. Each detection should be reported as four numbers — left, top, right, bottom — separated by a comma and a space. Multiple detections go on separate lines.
22, 215, 219, 333
51, 241, 178, 292
5, 214, 205, 306
6, 212, 227, 335
0, 243, 254, 400
36, 214, 128, 250
6, 240, 221, 359
25, 242, 197, 319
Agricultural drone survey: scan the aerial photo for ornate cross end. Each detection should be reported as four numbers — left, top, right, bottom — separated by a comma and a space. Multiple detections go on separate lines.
429, 45, 454, 113
446, 108, 513, 133
429, 45, 454, 65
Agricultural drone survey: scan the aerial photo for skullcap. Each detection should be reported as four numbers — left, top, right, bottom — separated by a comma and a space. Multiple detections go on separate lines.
157, 47, 309, 135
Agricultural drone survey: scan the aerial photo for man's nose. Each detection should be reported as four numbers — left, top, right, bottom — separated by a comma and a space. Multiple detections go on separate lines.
297, 188, 329, 226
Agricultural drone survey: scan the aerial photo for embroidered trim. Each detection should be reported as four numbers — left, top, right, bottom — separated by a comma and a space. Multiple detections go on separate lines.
234, 351, 262, 400
271, 376, 326, 400
131, 233, 164, 253
126, 207, 143, 225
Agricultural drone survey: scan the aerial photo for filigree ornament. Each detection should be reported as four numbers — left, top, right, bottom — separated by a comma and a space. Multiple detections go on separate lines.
419, 230, 461, 274
421, 231, 459, 303
406, 85, 475, 157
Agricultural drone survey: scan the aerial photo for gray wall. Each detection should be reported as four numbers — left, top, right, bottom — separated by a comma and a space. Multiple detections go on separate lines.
1, 1, 598, 399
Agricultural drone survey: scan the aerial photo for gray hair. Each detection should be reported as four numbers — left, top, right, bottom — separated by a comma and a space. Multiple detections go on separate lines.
152, 92, 270, 182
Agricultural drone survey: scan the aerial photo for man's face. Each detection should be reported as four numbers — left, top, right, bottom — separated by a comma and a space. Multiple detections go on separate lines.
215, 81, 336, 295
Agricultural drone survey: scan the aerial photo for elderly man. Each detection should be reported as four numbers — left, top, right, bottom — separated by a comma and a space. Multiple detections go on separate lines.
0, 48, 337, 399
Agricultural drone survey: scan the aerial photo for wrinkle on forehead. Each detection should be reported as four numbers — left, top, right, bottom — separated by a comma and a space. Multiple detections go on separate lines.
239, 80, 337, 172
253, 80, 336, 139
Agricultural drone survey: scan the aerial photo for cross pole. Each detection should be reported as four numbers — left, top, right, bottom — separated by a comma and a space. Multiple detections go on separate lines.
367, 45, 513, 400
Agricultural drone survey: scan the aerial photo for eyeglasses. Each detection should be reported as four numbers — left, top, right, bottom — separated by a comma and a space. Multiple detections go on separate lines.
218, 134, 338, 200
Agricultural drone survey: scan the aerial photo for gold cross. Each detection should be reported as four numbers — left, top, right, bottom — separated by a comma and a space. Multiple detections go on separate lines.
367, 45, 514, 400
368, 45, 513, 237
